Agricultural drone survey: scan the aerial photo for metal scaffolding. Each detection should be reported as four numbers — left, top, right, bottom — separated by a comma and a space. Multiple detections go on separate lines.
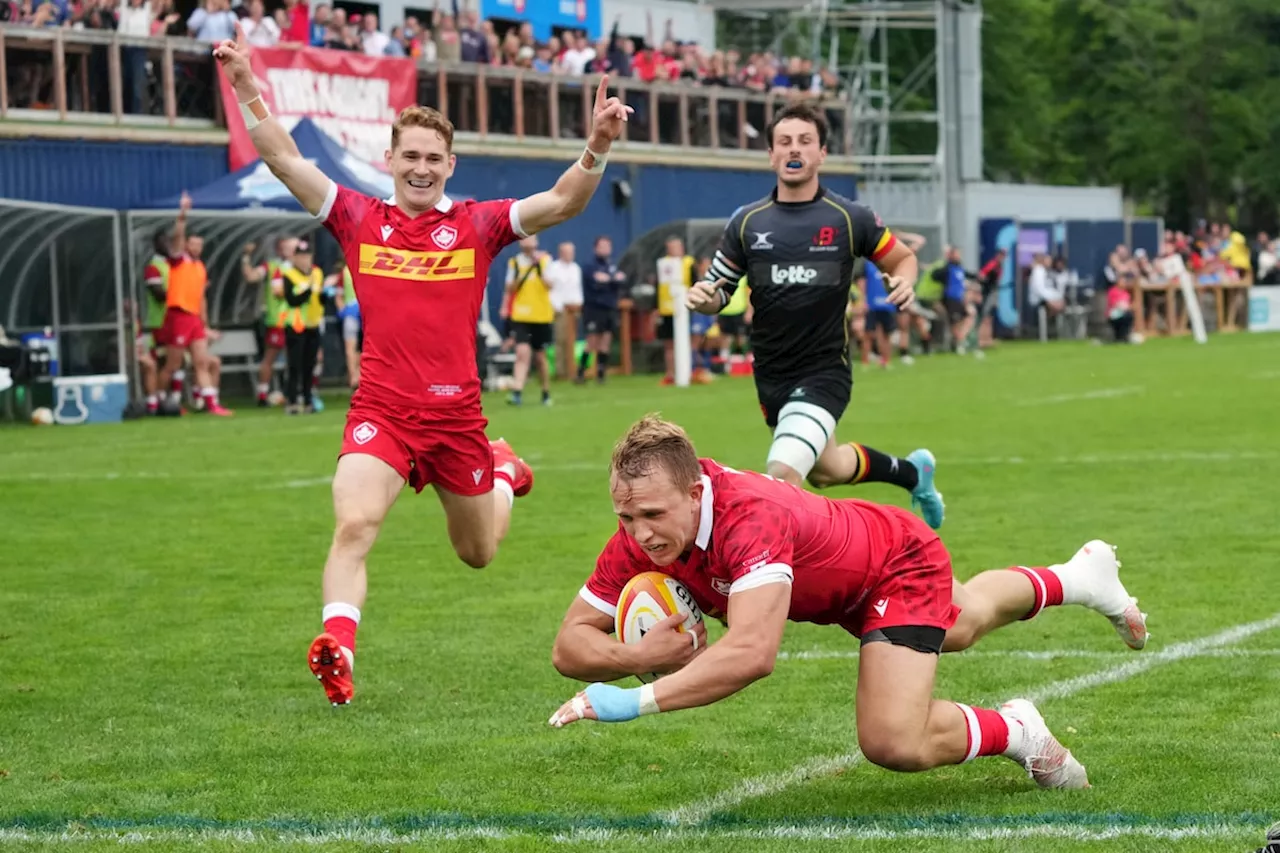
712, 0, 983, 243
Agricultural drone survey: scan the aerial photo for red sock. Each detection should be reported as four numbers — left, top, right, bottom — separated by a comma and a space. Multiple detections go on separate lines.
1010, 566, 1064, 620
322, 603, 360, 655
955, 703, 1010, 762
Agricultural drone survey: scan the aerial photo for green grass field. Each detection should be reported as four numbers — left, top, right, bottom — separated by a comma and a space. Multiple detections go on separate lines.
4, 335, 1280, 852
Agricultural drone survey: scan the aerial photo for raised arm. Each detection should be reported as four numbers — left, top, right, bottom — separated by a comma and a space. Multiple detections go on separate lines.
169, 191, 191, 257
213, 25, 332, 216
512, 76, 632, 236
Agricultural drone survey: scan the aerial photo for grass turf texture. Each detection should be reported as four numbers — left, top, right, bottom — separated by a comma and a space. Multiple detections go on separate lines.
3, 334, 1279, 852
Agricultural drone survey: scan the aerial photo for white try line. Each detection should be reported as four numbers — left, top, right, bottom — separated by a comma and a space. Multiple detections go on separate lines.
0, 820, 1259, 846
1017, 386, 1144, 406
778, 647, 1280, 662
658, 612, 1280, 827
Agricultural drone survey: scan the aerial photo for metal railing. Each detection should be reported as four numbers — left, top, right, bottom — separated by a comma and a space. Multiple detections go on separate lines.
0, 26, 219, 127
1, 26, 856, 157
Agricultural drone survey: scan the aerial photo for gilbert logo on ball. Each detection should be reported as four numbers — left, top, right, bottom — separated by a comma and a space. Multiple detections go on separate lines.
616, 571, 704, 684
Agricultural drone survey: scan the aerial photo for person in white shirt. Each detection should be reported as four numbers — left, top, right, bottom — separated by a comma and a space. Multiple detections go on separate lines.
561, 32, 596, 75
546, 242, 584, 381
1027, 254, 1065, 316
117, 0, 152, 115
360, 12, 390, 57
241, 0, 280, 47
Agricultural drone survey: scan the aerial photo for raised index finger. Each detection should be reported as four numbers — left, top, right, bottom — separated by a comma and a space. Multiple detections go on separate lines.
235, 20, 247, 49
594, 75, 610, 111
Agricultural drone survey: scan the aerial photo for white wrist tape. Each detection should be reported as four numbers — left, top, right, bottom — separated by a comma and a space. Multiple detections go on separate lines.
577, 146, 608, 175
638, 683, 660, 716
239, 95, 271, 131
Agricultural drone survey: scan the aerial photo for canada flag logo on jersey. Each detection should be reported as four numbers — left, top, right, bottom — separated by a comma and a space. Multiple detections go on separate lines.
431, 224, 458, 250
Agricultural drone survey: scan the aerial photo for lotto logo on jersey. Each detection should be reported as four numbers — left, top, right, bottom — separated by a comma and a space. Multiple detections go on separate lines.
358, 245, 476, 282
771, 264, 819, 285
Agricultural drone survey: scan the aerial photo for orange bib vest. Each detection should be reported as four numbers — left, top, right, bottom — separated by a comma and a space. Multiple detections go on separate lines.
166, 257, 207, 315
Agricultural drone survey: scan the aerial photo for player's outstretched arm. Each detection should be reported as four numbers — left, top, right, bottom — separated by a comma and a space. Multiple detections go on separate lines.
212, 25, 331, 216
552, 597, 704, 683
549, 581, 790, 727
513, 77, 632, 236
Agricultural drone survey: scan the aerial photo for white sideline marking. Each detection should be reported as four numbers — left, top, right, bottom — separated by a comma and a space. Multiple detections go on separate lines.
0, 821, 1257, 846
7, 449, 1276, 487
1017, 386, 1144, 406
659, 613, 1280, 826
655, 752, 863, 828
1025, 612, 1280, 703
778, 647, 1280, 662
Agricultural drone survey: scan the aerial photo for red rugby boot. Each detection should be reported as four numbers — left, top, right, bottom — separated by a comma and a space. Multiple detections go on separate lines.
490, 438, 534, 497
308, 632, 353, 706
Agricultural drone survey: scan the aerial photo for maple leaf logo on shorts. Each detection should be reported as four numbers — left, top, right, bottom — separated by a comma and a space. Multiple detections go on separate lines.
352, 422, 378, 445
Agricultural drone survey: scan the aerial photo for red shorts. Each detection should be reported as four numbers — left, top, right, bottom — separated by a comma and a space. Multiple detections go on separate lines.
339, 405, 493, 496
264, 326, 286, 350
159, 308, 206, 348
848, 506, 960, 638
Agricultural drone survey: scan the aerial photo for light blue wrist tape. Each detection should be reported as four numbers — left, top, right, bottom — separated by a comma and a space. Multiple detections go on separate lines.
584, 683, 641, 722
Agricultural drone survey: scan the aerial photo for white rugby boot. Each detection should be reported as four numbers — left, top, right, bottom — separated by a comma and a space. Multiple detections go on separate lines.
999, 699, 1089, 789
1052, 539, 1148, 650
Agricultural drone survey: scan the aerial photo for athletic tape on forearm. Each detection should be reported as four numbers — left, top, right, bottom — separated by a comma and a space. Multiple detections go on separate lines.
239, 95, 271, 131
577, 147, 608, 175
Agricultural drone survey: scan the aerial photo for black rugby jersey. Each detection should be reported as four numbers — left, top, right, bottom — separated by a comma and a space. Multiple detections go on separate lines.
710, 186, 898, 381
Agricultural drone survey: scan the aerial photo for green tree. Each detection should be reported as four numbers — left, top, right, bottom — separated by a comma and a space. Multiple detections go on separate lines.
982, 0, 1280, 229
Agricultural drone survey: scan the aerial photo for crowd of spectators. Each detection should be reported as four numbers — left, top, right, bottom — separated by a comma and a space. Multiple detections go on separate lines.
3, 0, 847, 120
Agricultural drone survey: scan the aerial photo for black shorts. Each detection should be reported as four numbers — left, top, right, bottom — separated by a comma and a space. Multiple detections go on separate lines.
756, 365, 852, 429
512, 322, 554, 351
944, 297, 968, 324
583, 307, 617, 336
657, 314, 674, 341
717, 314, 746, 337
867, 309, 896, 335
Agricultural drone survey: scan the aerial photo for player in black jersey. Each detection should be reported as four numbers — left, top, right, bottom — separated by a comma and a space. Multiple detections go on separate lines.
685, 103, 945, 529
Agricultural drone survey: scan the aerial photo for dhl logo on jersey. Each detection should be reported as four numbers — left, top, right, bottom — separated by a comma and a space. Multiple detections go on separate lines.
358, 245, 476, 282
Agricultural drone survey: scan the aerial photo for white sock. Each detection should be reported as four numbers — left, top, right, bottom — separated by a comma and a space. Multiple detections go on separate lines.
494, 478, 514, 508
146, 394, 157, 405
202, 386, 218, 402
257, 382, 269, 395
496, 462, 516, 480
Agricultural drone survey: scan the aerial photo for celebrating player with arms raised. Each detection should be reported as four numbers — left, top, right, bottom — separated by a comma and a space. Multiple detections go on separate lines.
548, 416, 1150, 790
685, 103, 944, 529
214, 25, 632, 706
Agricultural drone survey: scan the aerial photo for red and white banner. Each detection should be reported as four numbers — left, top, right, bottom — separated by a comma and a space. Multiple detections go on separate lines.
218, 47, 418, 172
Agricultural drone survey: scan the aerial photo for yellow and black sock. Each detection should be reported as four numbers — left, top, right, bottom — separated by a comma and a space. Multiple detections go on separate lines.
849, 443, 919, 492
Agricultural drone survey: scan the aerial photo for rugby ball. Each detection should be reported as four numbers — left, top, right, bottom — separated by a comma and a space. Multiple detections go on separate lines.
31, 407, 53, 426
616, 571, 704, 684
